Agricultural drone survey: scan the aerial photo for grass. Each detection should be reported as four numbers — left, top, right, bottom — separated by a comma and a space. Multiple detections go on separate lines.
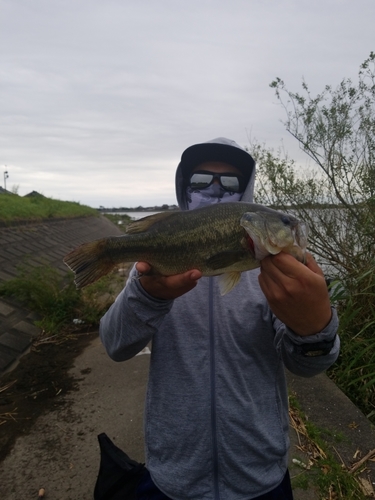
0, 263, 125, 336
0, 192, 97, 223
103, 212, 132, 231
289, 395, 372, 499
328, 267, 375, 424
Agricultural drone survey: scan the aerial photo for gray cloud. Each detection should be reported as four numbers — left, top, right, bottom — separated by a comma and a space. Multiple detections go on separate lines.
0, 0, 374, 207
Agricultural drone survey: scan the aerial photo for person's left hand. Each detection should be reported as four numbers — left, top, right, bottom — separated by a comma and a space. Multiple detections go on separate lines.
258, 252, 332, 336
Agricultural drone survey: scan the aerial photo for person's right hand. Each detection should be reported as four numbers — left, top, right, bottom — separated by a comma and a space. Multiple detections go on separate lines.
136, 262, 202, 300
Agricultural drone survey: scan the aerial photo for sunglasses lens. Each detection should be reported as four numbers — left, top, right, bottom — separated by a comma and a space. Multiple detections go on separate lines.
220, 176, 240, 193
190, 173, 213, 189
189, 172, 243, 193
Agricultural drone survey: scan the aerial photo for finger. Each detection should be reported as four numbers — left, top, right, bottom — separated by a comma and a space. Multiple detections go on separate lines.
268, 252, 326, 282
136, 261, 152, 274
140, 269, 202, 300
260, 254, 299, 281
260, 252, 329, 302
259, 255, 308, 298
261, 252, 310, 280
257, 268, 276, 294
162, 269, 202, 289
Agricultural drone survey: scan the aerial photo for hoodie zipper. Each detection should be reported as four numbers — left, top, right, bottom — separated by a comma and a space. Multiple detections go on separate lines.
209, 277, 220, 500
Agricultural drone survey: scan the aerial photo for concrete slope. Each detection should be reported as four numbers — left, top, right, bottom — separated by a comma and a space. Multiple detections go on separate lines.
0, 216, 123, 374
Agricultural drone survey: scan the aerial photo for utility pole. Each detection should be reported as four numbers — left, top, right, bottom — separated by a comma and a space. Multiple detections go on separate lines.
4, 167, 9, 191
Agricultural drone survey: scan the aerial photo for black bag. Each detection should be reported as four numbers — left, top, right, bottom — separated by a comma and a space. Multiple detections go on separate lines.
94, 433, 146, 500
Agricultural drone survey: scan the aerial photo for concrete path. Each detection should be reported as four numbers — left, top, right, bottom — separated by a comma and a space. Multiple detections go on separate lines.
0, 335, 315, 500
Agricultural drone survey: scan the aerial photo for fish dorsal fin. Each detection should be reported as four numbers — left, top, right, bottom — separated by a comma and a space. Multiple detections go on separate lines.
126, 211, 176, 234
218, 271, 242, 295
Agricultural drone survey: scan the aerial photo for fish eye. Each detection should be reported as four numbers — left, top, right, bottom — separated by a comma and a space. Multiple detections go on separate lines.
281, 216, 291, 225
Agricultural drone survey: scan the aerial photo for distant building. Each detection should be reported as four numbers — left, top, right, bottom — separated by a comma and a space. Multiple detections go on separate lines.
24, 191, 45, 198
0, 186, 14, 195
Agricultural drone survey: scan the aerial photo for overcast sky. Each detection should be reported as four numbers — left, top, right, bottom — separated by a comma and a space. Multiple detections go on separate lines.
1, 0, 374, 208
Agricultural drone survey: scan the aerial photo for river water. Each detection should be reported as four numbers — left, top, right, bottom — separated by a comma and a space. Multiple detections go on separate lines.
106, 211, 162, 220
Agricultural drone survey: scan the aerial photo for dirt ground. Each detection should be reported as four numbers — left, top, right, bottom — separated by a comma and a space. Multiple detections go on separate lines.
0, 329, 98, 464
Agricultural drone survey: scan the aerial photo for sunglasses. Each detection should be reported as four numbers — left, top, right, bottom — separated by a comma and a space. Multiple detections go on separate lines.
189, 171, 245, 193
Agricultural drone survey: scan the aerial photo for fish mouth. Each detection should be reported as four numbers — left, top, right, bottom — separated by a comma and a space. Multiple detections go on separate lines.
240, 212, 308, 262
244, 232, 256, 257
290, 221, 308, 262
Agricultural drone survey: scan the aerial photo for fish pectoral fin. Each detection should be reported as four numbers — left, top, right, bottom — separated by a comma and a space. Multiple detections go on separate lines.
206, 251, 246, 270
126, 212, 177, 234
218, 271, 242, 296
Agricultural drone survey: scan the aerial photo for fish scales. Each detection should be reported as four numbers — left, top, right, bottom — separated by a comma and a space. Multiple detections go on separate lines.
135, 205, 247, 274
111, 205, 246, 268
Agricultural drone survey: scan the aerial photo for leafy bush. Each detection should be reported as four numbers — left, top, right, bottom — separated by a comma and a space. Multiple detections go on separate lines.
329, 267, 375, 420
249, 53, 375, 422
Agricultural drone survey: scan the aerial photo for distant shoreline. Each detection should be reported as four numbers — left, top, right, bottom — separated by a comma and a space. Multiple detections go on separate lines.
97, 207, 179, 213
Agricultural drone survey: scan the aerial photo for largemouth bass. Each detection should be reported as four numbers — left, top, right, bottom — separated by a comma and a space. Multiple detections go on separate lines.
63, 202, 308, 295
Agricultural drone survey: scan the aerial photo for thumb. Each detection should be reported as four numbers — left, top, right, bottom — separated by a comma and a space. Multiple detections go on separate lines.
136, 261, 152, 274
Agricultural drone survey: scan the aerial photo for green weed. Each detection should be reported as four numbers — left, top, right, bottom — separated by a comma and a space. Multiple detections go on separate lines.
328, 266, 375, 424
103, 213, 132, 232
0, 263, 124, 336
79, 272, 125, 324
289, 397, 369, 499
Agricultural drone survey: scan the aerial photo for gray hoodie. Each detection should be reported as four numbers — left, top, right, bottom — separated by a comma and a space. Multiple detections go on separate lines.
99, 138, 339, 500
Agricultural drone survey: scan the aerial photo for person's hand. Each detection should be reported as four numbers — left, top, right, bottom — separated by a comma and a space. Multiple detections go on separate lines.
258, 252, 332, 336
135, 262, 202, 300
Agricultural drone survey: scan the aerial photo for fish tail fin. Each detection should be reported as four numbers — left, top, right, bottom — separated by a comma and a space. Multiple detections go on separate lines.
63, 239, 116, 289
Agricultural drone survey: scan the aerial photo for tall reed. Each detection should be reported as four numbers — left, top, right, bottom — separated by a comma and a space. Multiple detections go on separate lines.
329, 265, 375, 422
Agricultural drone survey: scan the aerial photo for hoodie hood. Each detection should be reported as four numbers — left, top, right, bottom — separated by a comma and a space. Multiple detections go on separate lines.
175, 137, 256, 210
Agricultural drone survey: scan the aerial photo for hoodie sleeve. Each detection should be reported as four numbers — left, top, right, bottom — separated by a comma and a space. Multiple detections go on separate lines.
99, 265, 174, 361
274, 307, 340, 377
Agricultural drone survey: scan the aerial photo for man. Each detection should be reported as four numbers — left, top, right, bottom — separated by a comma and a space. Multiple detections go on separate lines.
99, 138, 339, 500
